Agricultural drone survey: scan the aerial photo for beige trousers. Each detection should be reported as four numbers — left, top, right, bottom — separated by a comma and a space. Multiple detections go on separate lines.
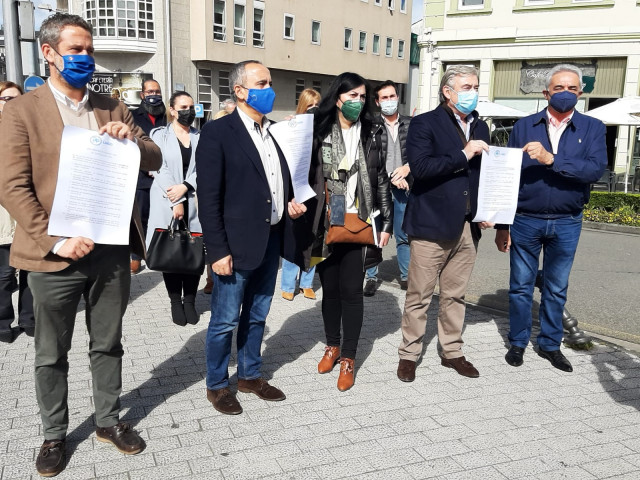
398, 222, 478, 361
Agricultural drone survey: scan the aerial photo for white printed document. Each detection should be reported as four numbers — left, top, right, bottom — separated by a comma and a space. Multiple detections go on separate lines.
472, 146, 523, 225
48, 125, 141, 244
269, 114, 316, 203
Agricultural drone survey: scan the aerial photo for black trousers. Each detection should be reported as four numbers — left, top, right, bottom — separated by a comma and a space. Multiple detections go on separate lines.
0, 244, 34, 331
317, 243, 365, 359
162, 272, 201, 302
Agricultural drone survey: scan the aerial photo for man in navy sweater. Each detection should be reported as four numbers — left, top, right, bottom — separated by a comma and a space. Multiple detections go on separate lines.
496, 64, 607, 372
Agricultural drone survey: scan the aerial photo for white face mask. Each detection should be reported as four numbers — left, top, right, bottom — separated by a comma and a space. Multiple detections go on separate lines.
380, 99, 399, 116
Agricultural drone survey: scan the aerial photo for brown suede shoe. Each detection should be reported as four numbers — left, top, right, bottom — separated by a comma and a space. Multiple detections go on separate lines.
207, 387, 243, 415
96, 422, 145, 454
203, 276, 213, 294
130, 259, 141, 275
441, 356, 479, 378
238, 378, 286, 401
282, 291, 295, 301
397, 359, 417, 382
318, 346, 340, 374
35, 439, 66, 477
300, 288, 316, 300
337, 358, 355, 391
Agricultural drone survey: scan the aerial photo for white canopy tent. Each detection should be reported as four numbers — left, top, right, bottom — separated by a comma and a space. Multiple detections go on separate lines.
475, 99, 529, 119
585, 96, 640, 193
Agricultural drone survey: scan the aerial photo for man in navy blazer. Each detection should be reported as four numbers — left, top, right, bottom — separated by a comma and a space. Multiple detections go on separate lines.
396, 65, 491, 383
196, 60, 306, 415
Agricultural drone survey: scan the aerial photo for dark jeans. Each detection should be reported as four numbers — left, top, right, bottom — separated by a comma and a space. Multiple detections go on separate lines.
28, 245, 130, 440
162, 272, 201, 302
317, 243, 365, 359
0, 244, 34, 331
132, 187, 150, 262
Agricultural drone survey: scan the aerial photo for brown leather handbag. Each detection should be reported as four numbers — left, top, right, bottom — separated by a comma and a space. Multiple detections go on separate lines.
326, 212, 375, 245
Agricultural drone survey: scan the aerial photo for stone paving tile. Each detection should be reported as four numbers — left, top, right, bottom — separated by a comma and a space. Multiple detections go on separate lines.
3, 271, 640, 479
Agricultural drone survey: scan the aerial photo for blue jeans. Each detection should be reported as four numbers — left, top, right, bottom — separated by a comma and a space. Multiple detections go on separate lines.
508, 213, 583, 351
281, 259, 315, 292
366, 187, 409, 281
206, 230, 281, 391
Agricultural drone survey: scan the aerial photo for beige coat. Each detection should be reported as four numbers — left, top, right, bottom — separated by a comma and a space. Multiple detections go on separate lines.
0, 85, 162, 272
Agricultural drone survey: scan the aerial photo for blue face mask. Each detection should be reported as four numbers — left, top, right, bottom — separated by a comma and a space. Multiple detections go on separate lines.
52, 48, 95, 89
548, 90, 578, 114
451, 89, 478, 115
242, 86, 276, 115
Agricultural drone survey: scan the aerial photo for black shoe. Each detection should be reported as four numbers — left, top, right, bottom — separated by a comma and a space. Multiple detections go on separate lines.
363, 279, 377, 297
96, 422, 145, 454
538, 348, 573, 372
183, 302, 199, 325
505, 346, 525, 367
170, 302, 187, 326
399, 280, 408, 291
20, 325, 35, 337
0, 329, 14, 343
35, 439, 66, 477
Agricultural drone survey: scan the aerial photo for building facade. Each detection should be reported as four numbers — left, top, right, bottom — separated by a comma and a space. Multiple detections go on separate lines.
63, 0, 412, 120
416, 0, 640, 172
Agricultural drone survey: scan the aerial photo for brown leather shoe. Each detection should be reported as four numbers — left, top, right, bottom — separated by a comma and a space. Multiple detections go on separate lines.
318, 346, 340, 374
282, 291, 294, 301
441, 356, 479, 378
397, 359, 417, 382
337, 358, 355, 391
207, 387, 243, 415
130, 259, 141, 275
35, 439, 66, 477
238, 378, 286, 401
300, 288, 316, 300
96, 422, 145, 454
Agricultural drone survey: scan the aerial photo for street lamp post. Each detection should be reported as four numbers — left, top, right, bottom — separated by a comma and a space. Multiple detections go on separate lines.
3, 0, 24, 83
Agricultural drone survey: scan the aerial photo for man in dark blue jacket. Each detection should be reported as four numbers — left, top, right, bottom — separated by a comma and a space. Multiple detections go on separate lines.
196, 60, 306, 416
496, 64, 607, 372
397, 66, 491, 383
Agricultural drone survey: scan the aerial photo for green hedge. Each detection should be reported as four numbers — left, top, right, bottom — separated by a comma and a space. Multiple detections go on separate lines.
585, 192, 640, 226
587, 192, 640, 211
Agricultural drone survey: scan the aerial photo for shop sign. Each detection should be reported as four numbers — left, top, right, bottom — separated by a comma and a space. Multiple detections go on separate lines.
520, 61, 597, 94
89, 74, 115, 95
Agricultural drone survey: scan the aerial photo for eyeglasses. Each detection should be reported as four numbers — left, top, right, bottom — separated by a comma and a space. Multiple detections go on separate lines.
143, 90, 162, 95
0, 96, 17, 102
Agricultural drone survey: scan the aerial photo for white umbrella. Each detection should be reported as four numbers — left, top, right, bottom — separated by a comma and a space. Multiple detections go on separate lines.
476, 99, 529, 119
585, 96, 640, 192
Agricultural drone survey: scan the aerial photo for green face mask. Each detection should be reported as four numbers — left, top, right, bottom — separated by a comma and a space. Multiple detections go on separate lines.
340, 99, 364, 122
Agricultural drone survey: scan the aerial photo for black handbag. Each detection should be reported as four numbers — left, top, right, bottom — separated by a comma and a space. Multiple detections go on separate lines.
146, 219, 205, 275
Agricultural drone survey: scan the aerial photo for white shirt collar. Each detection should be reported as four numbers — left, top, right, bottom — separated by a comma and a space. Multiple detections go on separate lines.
237, 106, 270, 137
47, 79, 89, 112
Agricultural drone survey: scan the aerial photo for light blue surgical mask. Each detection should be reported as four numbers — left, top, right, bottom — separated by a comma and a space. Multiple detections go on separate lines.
450, 88, 478, 115
380, 99, 398, 116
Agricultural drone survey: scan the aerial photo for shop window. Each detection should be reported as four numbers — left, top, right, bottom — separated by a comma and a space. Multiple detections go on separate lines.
344, 28, 353, 50
213, 0, 226, 42
253, 3, 264, 47
284, 14, 295, 40
84, 0, 155, 40
372, 34, 380, 55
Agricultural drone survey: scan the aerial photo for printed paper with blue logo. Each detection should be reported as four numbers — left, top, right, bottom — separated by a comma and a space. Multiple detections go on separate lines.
472, 146, 522, 225
48, 125, 141, 244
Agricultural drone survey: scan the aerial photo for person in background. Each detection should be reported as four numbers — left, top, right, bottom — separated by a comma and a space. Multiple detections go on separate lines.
130, 78, 167, 274
281, 88, 321, 302
364, 80, 412, 296
305, 72, 393, 392
220, 98, 236, 114
147, 91, 201, 326
0, 81, 34, 344
496, 64, 607, 373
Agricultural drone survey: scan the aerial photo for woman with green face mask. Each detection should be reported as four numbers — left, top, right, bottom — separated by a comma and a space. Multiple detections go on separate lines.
300, 72, 394, 392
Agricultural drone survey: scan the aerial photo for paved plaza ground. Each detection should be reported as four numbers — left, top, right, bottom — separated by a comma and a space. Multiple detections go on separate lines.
2, 268, 640, 479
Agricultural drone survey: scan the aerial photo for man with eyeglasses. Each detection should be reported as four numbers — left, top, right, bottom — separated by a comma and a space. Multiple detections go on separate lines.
495, 64, 607, 372
396, 65, 491, 383
130, 78, 167, 274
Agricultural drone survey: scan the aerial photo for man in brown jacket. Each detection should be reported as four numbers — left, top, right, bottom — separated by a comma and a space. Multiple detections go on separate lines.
0, 13, 161, 477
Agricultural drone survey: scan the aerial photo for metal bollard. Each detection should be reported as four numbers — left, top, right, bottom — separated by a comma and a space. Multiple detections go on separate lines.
535, 270, 593, 348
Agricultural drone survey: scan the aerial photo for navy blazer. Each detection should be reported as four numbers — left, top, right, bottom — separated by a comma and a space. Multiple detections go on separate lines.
403, 104, 490, 242
195, 109, 300, 271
